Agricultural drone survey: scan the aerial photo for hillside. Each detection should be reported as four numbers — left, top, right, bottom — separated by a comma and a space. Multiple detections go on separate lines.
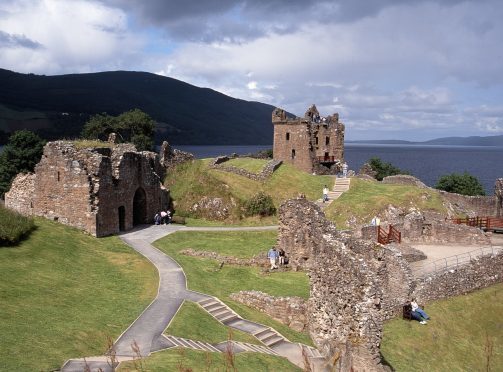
347, 134, 503, 146
0, 68, 277, 145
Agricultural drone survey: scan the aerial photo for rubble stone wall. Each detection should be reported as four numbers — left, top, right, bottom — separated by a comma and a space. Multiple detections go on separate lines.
5, 141, 169, 237
210, 159, 282, 181
4, 173, 36, 216
413, 252, 503, 304
230, 291, 308, 332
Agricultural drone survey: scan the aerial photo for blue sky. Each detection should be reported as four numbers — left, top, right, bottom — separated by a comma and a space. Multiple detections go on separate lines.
1, 0, 502, 141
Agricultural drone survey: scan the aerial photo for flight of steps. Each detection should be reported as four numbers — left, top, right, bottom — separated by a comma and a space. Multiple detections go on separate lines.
300, 344, 324, 359
198, 297, 240, 325
163, 335, 221, 353
224, 341, 280, 356
317, 177, 351, 207
252, 327, 286, 347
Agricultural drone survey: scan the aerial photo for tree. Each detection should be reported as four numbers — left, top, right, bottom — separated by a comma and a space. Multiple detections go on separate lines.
0, 130, 46, 197
435, 172, 485, 196
368, 157, 409, 181
81, 109, 155, 151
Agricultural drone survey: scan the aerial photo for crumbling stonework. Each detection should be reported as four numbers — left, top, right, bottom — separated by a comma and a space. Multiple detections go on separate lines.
179, 248, 267, 267
382, 175, 427, 188
189, 196, 236, 220
5, 141, 169, 237
272, 104, 345, 174
277, 197, 412, 370
159, 140, 194, 170
496, 178, 503, 217
276, 196, 338, 271
358, 162, 377, 179
230, 291, 308, 332
413, 252, 503, 304
210, 158, 282, 181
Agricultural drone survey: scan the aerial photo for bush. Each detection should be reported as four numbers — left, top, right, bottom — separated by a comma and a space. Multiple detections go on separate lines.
435, 172, 485, 196
368, 157, 409, 181
243, 192, 276, 217
0, 205, 35, 245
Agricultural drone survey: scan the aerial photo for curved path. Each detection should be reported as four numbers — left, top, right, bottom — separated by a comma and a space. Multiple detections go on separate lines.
62, 224, 323, 371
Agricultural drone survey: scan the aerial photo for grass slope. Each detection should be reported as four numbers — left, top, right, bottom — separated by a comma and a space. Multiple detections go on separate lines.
325, 178, 447, 228
381, 283, 503, 371
119, 348, 301, 371
153, 230, 313, 346
166, 159, 333, 224
0, 218, 157, 371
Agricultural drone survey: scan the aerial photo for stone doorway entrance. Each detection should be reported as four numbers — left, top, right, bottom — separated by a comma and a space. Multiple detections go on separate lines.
133, 188, 147, 226
118, 206, 126, 231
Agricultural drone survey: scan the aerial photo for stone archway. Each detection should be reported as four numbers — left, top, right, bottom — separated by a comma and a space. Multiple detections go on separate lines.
133, 188, 147, 226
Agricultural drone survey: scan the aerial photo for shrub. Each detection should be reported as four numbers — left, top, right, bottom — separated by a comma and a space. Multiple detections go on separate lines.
368, 157, 409, 181
0, 205, 35, 245
435, 172, 485, 196
243, 192, 276, 217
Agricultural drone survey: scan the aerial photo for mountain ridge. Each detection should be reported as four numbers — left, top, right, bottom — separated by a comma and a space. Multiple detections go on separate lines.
347, 135, 503, 146
0, 68, 277, 145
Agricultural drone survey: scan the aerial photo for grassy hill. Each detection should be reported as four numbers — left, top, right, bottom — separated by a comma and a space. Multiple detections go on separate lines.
0, 218, 158, 371
165, 158, 333, 224
0, 68, 278, 145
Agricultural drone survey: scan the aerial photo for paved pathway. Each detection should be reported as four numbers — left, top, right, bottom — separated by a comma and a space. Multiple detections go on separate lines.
62, 224, 325, 372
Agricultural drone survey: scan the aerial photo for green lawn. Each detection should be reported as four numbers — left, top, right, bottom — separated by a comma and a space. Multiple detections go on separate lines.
325, 178, 447, 228
381, 283, 503, 371
0, 218, 158, 372
225, 157, 269, 174
119, 347, 301, 371
153, 230, 313, 346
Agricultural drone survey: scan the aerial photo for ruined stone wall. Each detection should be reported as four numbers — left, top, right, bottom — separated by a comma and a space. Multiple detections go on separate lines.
382, 175, 427, 188
276, 196, 338, 270
230, 291, 308, 332
5, 141, 169, 237
273, 121, 314, 173
210, 158, 282, 181
4, 173, 36, 216
440, 190, 498, 217
272, 105, 345, 175
413, 252, 503, 304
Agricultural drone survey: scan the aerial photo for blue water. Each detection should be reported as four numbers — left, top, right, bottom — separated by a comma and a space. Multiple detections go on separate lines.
176, 144, 503, 195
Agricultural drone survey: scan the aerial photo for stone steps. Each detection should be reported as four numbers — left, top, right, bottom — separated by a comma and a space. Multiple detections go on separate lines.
253, 327, 286, 347
317, 177, 351, 207
198, 298, 239, 325
163, 335, 221, 353
300, 344, 324, 359
232, 341, 279, 356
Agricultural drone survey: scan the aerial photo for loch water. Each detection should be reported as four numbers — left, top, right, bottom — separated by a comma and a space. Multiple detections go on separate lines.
176, 144, 503, 195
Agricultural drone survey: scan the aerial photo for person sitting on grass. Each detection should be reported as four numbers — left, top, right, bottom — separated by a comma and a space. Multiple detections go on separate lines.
411, 298, 430, 324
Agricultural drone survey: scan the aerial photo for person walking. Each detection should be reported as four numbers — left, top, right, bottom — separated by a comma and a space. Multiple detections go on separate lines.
342, 162, 348, 178
278, 248, 286, 265
323, 185, 329, 203
267, 246, 279, 269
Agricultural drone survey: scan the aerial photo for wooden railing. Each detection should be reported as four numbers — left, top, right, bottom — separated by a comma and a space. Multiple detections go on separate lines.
317, 156, 335, 162
377, 225, 402, 245
447, 216, 503, 231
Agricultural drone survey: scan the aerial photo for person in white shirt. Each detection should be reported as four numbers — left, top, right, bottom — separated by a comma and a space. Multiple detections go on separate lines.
323, 185, 329, 203
411, 298, 430, 324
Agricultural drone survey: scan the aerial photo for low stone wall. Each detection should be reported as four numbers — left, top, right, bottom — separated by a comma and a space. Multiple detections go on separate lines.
179, 248, 267, 267
382, 175, 427, 188
230, 291, 308, 332
210, 158, 282, 181
414, 252, 503, 303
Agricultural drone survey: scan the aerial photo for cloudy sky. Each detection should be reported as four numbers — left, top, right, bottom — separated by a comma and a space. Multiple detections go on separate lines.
1, 0, 502, 140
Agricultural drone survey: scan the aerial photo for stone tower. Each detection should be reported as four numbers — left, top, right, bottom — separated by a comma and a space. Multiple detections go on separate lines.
272, 104, 345, 174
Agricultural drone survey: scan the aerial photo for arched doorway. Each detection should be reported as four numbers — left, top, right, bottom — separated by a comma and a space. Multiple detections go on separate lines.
133, 187, 147, 226
118, 206, 126, 231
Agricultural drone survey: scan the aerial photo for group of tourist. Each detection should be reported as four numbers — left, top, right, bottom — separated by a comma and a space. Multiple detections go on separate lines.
154, 210, 172, 225
267, 246, 288, 269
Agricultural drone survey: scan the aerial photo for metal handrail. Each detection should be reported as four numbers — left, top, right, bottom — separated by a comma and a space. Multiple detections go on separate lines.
414, 246, 503, 279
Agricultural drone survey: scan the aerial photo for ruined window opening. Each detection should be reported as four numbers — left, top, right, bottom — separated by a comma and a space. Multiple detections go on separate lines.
57, 171, 60, 182
324, 152, 329, 161
286, 132, 290, 141
326, 136, 330, 145
133, 188, 147, 226
315, 137, 319, 145
291, 149, 296, 159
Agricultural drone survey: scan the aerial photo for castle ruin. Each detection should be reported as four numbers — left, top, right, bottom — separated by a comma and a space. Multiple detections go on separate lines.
5, 140, 169, 237
272, 104, 345, 174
